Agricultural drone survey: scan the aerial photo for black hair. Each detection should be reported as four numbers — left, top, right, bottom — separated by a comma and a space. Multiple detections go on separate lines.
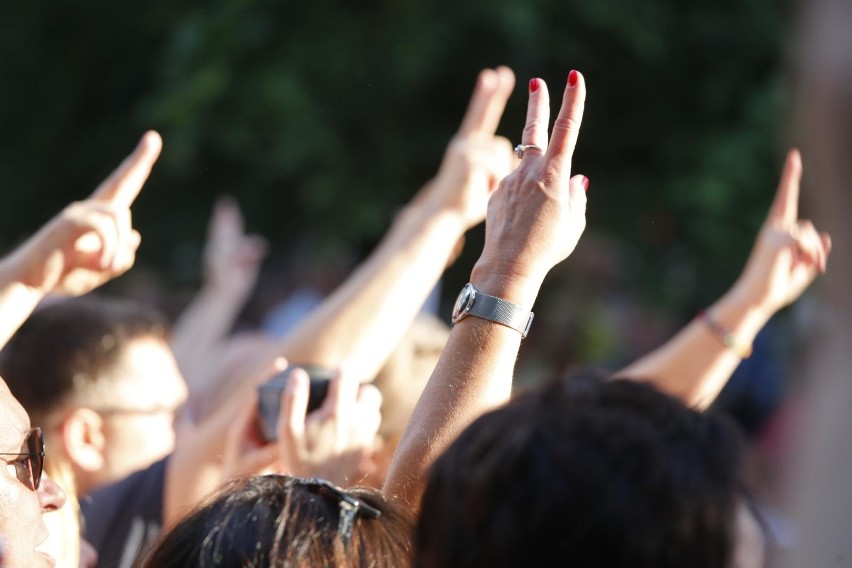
416, 371, 747, 568
138, 475, 414, 568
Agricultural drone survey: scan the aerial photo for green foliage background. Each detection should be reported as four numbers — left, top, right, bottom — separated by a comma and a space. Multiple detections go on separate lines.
0, 0, 796, 362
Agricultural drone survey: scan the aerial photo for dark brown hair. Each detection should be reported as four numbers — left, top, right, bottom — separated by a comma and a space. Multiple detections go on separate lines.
138, 475, 414, 568
0, 296, 167, 425
416, 372, 747, 568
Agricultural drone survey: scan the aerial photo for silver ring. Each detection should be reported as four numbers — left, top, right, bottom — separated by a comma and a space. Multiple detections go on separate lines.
514, 144, 542, 160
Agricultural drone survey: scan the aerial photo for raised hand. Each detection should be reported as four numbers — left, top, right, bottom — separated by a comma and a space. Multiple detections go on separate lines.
731, 149, 832, 314
3, 131, 162, 296
471, 71, 589, 302
383, 71, 590, 506
417, 67, 516, 230
203, 196, 267, 299
615, 149, 832, 409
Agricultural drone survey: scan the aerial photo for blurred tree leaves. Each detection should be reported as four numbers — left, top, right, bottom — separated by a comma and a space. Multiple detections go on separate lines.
0, 0, 792, 315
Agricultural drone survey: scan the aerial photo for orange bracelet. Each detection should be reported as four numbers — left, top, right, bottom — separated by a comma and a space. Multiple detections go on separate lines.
697, 311, 753, 359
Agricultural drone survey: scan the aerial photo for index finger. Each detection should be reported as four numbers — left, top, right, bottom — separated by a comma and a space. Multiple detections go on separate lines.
90, 130, 162, 208
281, 368, 310, 439
768, 149, 802, 227
545, 70, 587, 172
322, 366, 359, 418
457, 66, 515, 138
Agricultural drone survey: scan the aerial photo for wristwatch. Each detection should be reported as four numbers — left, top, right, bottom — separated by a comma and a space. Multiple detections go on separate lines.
452, 283, 534, 338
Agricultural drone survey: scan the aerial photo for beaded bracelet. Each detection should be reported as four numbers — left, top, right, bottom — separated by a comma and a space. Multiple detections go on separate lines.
697, 311, 753, 359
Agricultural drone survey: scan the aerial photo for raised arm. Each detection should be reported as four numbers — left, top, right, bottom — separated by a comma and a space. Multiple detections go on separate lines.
170, 196, 267, 394
384, 71, 589, 508
163, 68, 517, 522
617, 149, 831, 409
269, 67, 517, 385
0, 131, 161, 347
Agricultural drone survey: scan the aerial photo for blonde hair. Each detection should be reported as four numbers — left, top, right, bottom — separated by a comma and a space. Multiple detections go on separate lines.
372, 314, 450, 437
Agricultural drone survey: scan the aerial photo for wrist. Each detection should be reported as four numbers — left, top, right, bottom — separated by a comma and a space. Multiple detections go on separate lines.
202, 279, 252, 302
468, 263, 544, 311
394, 200, 467, 239
721, 283, 776, 324
0, 256, 46, 311
0, 254, 41, 296
703, 290, 774, 355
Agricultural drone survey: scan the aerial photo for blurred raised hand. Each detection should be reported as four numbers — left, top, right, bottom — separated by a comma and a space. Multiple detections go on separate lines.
203, 196, 267, 300
415, 67, 516, 230
2, 131, 161, 296
170, 196, 267, 397
268, 67, 520, 387
731, 149, 831, 314
0, 131, 161, 348
618, 149, 832, 408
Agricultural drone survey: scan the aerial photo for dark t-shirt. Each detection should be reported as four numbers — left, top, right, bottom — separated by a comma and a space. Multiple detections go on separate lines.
81, 457, 168, 568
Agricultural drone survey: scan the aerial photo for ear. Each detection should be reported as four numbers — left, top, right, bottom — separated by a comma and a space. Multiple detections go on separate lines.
60, 407, 107, 474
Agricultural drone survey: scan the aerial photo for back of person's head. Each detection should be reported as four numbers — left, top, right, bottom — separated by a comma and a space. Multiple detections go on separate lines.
0, 295, 186, 494
139, 475, 414, 568
416, 371, 751, 568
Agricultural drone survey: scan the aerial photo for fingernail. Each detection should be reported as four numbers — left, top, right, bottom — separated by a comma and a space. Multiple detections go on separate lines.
529, 78, 540, 93
582, 176, 590, 192
568, 70, 579, 87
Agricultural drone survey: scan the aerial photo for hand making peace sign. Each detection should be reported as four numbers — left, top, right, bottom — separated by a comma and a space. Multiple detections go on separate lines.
418, 67, 516, 230
472, 71, 589, 302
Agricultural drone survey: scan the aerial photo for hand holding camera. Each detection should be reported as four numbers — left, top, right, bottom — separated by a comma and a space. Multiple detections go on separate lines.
224, 365, 382, 486
273, 367, 382, 486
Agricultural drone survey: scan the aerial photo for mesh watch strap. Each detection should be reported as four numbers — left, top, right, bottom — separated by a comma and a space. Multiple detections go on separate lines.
467, 289, 535, 338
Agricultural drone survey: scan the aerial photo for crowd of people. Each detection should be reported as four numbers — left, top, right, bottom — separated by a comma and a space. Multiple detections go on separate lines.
0, 21, 844, 567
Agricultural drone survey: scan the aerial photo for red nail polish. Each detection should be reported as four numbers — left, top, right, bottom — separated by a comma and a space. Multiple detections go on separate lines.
529, 78, 540, 93
568, 70, 579, 87
582, 176, 589, 191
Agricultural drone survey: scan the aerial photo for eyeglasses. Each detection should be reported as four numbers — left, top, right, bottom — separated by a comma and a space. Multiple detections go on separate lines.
90, 403, 180, 417
292, 477, 381, 546
0, 427, 45, 491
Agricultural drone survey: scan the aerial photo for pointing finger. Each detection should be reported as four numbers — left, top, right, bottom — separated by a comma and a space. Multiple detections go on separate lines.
768, 149, 801, 227
91, 131, 162, 208
325, 367, 359, 419
281, 368, 310, 441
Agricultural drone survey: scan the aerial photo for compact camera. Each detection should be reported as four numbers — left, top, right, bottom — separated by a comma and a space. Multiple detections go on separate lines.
257, 366, 334, 442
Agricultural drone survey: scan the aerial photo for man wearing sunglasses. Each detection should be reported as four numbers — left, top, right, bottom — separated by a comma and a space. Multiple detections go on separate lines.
0, 382, 66, 567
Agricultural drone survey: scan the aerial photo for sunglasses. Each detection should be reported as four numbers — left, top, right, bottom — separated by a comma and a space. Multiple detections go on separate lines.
291, 477, 381, 546
0, 427, 45, 491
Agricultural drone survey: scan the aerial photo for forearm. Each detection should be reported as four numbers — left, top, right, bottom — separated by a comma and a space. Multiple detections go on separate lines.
0, 259, 46, 348
170, 285, 247, 390
383, 271, 540, 508
274, 201, 466, 384
616, 288, 772, 409
163, 392, 241, 527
